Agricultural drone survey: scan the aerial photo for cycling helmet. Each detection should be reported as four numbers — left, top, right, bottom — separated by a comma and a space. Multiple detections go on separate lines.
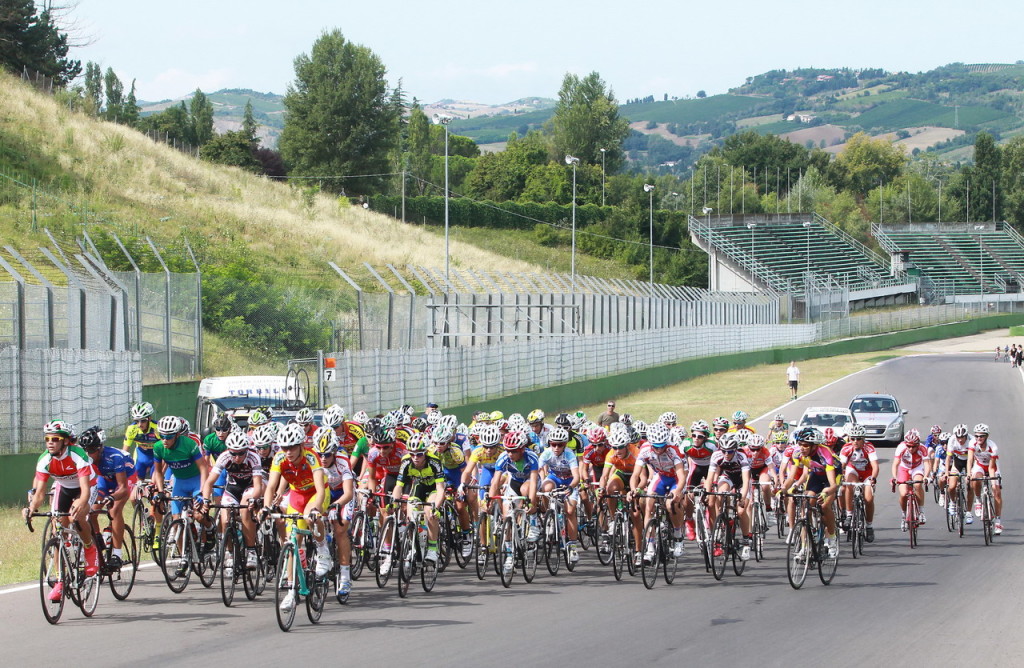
507, 413, 527, 432
632, 420, 648, 439
252, 423, 280, 448
313, 428, 339, 457
718, 434, 739, 451
953, 423, 969, 438
489, 410, 504, 422
747, 433, 766, 449
712, 417, 730, 430
795, 426, 823, 444
973, 423, 990, 435
690, 420, 710, 438
225, 431, 250, 453
212, 413, 233, 432
247, 410, 270, 428
548, 426, 570, 444
823, 427, 839, 448
732, 410, 749, 424
440, 414, 459, 429
494, 419, 510, 432
383, 410, 403, 429
277, 422, 307, 448
503, 430, 528, 451
647, 422, 670, 446
527, 409, 545, 424
554, 413, 572, 428
930, 424, 942, 435
658, 411, 678, 425
587, 426, 608, 446
938, 431, 951, 444
473, 411, 490, 423
351, 410, 369, 424
411, 417, 428, 432
426, 411, 442, 426
43, 419, 74, 437
609, 428, 631, 448
295, 407, 315, 425
157, 415, 186, 436
131, 402, 155, 421
79, 426, 105, 452
405, 432, 429, 453
848, 424, 866, 439
377, 428, 398, 445
904, 428, 921, 444
773, 413, 785, 422
321, 405, 345, 428
730, 430, 749, 448
620, 414, 633, 426
430, 425, 455, 444
457, 423, 468, 435
478, 424, 501, 447
570, 413, 588, 431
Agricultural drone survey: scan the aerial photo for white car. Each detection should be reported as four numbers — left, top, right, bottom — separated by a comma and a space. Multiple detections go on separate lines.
791, 406, 857, 439
849, 393, 907, 444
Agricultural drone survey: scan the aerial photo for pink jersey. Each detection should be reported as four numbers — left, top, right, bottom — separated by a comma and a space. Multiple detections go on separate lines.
894, 442, 929, 469
839, 442, 878, 473
637, 444, 682, 477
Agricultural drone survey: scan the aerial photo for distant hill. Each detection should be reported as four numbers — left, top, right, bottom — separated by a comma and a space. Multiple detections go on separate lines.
139, 88, 285, 147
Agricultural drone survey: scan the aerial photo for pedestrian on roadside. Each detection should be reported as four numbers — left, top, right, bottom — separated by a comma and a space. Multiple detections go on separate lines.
786, 361, 800, 400
597, 401, 620, 429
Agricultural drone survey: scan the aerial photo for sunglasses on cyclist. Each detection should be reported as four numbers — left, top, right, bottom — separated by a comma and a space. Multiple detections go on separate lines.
44, 436, 63, 443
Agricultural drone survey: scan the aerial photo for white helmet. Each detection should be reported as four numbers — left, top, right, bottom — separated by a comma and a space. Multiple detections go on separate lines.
252, 422, 280, 448
225, 432, 249, 452
647, 421, 670, 445
157, 415, 186, 436
351, 410, 369, 424
322, 405, 345, 428
131, 402, 155, 421
278, 422, 307, 448
477, 424, 501, 447
658, 411, 678, 425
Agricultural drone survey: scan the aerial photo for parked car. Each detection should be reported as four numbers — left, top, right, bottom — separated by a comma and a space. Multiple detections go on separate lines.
848, 393, 907, 444
791, 406, 856, 439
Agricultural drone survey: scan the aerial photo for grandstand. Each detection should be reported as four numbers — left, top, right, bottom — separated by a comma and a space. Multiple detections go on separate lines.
689, 213, 914, 309
873, 222, 1024, 300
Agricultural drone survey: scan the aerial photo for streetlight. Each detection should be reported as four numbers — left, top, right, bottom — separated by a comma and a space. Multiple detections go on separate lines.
747, 222, 757, 287
644, 183, 655, 297
433, 113, 453, 284
599, 148, 607, 207
566, 154, 580, 293
802, 221, 812, 279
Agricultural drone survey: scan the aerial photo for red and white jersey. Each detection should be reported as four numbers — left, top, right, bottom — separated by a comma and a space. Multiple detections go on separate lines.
637, 444, 683, 477
969, 439, 999, 468
743, 445, 774, 470
681, 438, 716, 466
366, 445, 405, 476
35, 445, 95, 489
894, 442, 929, 469
839, 442, 878, 473
947, 436, 971, 460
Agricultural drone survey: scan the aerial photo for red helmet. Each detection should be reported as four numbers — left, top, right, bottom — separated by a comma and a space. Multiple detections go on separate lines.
586, 426, 608, 446
823, 427, 839, 448
503, 430, 527, 451
905, 428, 921, 444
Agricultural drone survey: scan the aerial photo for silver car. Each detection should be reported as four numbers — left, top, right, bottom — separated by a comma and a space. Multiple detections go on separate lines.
848, 393, 907, 444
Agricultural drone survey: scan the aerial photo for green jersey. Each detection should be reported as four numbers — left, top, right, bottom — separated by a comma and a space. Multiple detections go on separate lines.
202, 432, 227, 458
154, 434, 204, 480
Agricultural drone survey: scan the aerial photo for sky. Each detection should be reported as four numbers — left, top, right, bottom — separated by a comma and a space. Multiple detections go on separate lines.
65, 0, 1024, 105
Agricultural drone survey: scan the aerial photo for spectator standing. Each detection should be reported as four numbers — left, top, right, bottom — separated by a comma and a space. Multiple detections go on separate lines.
786, 361, 800, 400
597, 401, 620, 429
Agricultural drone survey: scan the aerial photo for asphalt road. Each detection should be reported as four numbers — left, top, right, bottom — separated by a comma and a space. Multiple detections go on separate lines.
2, 353, 1021, 666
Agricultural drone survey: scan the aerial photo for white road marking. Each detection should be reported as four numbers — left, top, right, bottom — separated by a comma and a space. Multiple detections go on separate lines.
0, 562, 159, 595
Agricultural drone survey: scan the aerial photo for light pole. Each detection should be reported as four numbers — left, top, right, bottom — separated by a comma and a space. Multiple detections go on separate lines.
599, 148, 607, 207
803, 220, 812, 279
747, 222, 757, 287
433, 114, 453, 284
566, 154, 579, 293
645, 183, 655, 297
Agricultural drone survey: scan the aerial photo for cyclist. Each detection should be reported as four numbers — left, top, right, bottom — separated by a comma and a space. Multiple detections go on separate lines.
263, 422, 332, 612
945, 423, 973, 524
392, 433, 446, 564
680, 420, 716, 540
929, 429, 950, 506
203, 413, 233, 505
778, 427, 839, 558
598, 425, 643, 565
705, 433, 753, 560
490, 431, 541, 573
838, 424, 879, 542
580, 426, 610, 526
24, 420, 100, 590
538, 426, 582, 564
460, 424, 503, 535
124, 402, 160, 480
744, 432, 778, 525
200, 431, 264, 571
966, 423, 1002, 534
766, 414, 789, 447
153, 415, 213, 573
890, 428, 931, 531
629, 421, 686, 563
293, 407, 317, 444
313, 428, 355, 597
429, 424, 473, 557
728, 410, 756, 436
81, 426, 134, 570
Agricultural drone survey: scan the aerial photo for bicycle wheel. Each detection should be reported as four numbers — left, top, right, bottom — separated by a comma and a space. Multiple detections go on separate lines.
451, 507, 470, 570
474, 512, 490, 580
611, 519, 626, 581
194, 526, 218, 588
375, 516, 396, 589
397, 527, 413, 598
624, 518, 638, 577
436, 509, 451, 574
945, 492, 955, 533
499, 516, 515, 588
306, 561, 327, 624
662, 524, 678, 585
109, 525, 138, 600
160, 519, 191, 593
575, 502, 590, 550
751, 510, 764, 563
983, 492, 994, 546
787, 521, 811, 590
818, 531, 839, 585
640, 519, 660, 589
932, 475, 941, 504
274, 543, 297, 632
129, 500, 147, 557
849, 508, 861, 560
596, 505, 613, 566
219, 528, 240, 607
242, 540, 262, 601
957, 490, 966, 538
256, 520, 276, 596
155, 513, 174, 568
521, 524, 538, 584
421, 530, 439, 593
775, 504, 786, 540
40, 537, 65, 624
543, 511, 560, 576
710, 514, 729, 581
907, 498, 918, 549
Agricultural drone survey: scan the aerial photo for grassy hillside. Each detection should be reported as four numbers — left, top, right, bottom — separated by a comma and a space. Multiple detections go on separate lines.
618, 95, 765, 125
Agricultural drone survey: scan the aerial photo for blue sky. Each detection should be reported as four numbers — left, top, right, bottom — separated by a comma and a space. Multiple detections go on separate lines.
70, 0, 1024, 104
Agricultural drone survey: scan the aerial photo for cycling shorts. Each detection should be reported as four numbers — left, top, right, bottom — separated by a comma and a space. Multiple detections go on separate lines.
405, 482, 437, 504
134, 447, 156, 480
476, 468, 494, 497
949, 457, 968, 474
647, 474, 678, 496
442, 469, 462, 490
806, 472, 830, 494
716, 471, 744, 491
222, 481, 256, 506
843, 467, 871, 482
896, 464, 926, 484
213, 469, 227, 496
170, 475, 203, 515
685, 464, 710, 489
52, 483, 79, 514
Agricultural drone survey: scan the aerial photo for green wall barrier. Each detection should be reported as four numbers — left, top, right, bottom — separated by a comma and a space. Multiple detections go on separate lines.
142, 380, 201, 424
0, 453, 37, 506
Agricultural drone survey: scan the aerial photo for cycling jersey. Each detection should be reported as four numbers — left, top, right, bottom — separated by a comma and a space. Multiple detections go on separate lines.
93, 446, 135, 483
766, 425, 790, 445
493, 450, 540, 483
123, 422, 159, 452
322, 455, 355, 492
728, 425, 756, 435
839, 443, 877, 475
270, 450, 322, 492
469, 446, 501, 470
604, 445, 639, 476
202, 432, 228, 459
429, 443, 466, 470
637, 444, 682, 477
538, 448, 578, 481
338, 421, 366, 451
35, 445, 94, 488
791, 446, 835, 476
209, 450, 263, 487
743, 446, 774, 470
396, 453, 444, 488
528, 425, 551, 451
366, 445, 406, 479
581, 445, 610, 479
351, 437, 371, 460
708, 450, 751, 475
969, 440, 999, 470
681, 437, 716, 466
153, 434, 204, 480
947, 437, 970, 460
893, 442, 929, 470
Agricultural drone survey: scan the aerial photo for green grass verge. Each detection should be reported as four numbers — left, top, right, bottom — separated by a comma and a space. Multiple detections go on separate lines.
1008, 326, 1024, 336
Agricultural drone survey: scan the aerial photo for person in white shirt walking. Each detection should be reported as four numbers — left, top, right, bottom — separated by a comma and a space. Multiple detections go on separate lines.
786, 361, 800, 400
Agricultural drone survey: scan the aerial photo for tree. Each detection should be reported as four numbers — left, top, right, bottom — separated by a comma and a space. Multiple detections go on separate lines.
242, 99, 258, 143
122, 79, 140, 127
549, 71, 630, 173
103, 67, 123, 121
696, 90, 707, 98
189, 89, 214, 146
201, 131, 261, 172
710, 131, 811, 193
279, 29, 400, 194
1001, 136, 1024, 227
972, 132, 1001, 221
405, 105, 433, 195
83, 61, 102, 115
0, 0, 81, 85
832, 132, 907, 197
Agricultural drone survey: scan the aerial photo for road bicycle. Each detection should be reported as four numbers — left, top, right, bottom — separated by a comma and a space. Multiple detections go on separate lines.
270, 512, 329, 631
209, 503, 261, 606
538, 488, 580, 575
784, 492, 838, 589
347, 488, 376, 581
129, 480, 162, 561
466, 484, 502, 581
976, 476, 1001, 546
438, 486, 470, 571
892, 479, 926, 548
706, 490, 747, 580
255, 510, 280, 596
88, 507, 139, 600
391, 497, 440, 597
946, 470, 968, 537
496, 493, 539, 588
158, 496, 218, 593
27, 511, 101, 624
689, 487, 713, 573
602, 493, 638, 581
749, 483, 770, 562
841, 482, 868, 558
635, 492, 680, 589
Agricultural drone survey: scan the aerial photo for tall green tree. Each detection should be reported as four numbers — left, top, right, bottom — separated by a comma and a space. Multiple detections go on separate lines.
189, 89, 214, 146
83, 61, 102, 115
122, 79, 140, 126
406, 104, 433, 195
0, 0, 81, 84
1001, 136, 1024, 227
242, 99, 258, 143
279, 29, 400, 194
972, 132, 1002, 222
103, 67, 123, 121
549, 71, 629, 172
832, 132, 907, 197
